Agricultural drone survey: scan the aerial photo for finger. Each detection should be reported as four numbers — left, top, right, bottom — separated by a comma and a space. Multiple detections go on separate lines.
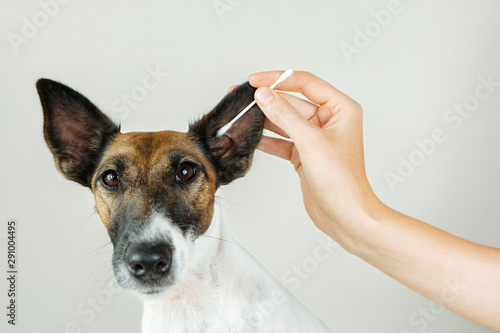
257, 136, 294, 161
280, 92, 319, 122
229, 84, 320, 127
263, 93, 319, 138
250, 70, 350, 106
263, 118, 288, 138
254, 87, 316, 145
227, 85, 239, 93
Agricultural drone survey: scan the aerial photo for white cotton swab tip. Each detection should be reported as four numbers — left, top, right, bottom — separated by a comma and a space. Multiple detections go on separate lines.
216, 69, 294, 138
269, 68, 293, 89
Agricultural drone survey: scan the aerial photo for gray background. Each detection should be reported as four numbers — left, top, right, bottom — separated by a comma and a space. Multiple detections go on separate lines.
1, 0, 499, 332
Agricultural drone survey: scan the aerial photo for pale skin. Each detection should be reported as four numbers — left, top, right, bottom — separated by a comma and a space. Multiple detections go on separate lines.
230, 71, 500, 330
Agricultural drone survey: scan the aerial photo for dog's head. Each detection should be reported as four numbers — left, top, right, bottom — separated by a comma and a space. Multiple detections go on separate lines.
37, 79, 264, 295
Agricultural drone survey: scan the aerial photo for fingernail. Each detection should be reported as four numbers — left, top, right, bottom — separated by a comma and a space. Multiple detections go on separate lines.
255, 87, 274, 106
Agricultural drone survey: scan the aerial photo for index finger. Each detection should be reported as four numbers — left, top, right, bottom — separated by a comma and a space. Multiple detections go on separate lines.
264, 92, 321, 138
249, 70, 349, 106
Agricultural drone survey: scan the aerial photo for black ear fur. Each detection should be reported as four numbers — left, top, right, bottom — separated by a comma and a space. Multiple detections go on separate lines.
189, 82, 265, 186
37, 79, 120, 187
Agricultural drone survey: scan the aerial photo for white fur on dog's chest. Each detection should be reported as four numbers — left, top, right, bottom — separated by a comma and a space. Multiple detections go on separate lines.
141, 207, 330, 333
142, 280, 284, 333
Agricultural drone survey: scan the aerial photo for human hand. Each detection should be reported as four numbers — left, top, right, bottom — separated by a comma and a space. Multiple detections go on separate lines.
249, 71, 380, 249
245, 72, 500, 331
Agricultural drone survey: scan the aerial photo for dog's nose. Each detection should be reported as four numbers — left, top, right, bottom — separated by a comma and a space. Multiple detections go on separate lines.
125, 243, 172, 281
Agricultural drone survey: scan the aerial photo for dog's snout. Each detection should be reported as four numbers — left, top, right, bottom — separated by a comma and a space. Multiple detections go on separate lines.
125, 243, 172, 281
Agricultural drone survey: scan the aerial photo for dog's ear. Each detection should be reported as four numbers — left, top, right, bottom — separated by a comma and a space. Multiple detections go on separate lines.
189, 82, 265, 186
36, 79, 120, 188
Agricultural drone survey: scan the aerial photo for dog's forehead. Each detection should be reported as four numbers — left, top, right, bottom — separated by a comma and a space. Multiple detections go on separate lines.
91, 130, 217, 229
105, 130, 206, 163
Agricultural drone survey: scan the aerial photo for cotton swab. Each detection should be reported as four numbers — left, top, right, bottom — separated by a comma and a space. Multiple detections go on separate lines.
216, 69, 294, 138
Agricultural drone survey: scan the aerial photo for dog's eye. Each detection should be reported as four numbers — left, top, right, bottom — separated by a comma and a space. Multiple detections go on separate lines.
102, 170, 121, 188
176, 163, 196, 182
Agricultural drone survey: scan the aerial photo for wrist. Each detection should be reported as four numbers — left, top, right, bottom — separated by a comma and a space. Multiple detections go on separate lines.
323, 186, 389, 257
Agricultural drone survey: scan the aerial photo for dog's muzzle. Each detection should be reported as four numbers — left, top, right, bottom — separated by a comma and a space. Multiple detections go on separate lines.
113, 213, 193, 295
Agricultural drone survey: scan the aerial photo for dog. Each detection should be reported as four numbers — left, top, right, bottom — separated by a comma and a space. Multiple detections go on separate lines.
37, 78, 330, 333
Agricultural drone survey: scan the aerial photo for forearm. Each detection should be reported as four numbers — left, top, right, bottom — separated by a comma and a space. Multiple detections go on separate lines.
251, 69, 500, 329
340, 200, 500, 330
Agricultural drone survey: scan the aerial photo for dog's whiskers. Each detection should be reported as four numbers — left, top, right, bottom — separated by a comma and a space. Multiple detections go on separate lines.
200, 234, 239, 245
66, 210, 99, 256
84, 260, 115, 293
69, 241, 113, 266
215, 195, 253, 215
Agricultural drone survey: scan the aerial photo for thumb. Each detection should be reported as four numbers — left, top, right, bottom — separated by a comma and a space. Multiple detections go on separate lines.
254, 87, 314, 141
